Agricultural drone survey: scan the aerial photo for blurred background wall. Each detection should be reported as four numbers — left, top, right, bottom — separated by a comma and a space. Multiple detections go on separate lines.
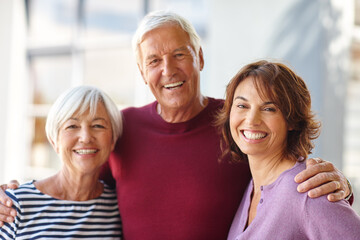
0, 0, 359, 213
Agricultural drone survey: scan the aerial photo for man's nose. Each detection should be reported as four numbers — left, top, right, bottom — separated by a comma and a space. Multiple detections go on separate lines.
162, 57, 176, 77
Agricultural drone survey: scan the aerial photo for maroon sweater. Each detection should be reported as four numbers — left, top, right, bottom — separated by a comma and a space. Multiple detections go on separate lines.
100, 98, 251, 240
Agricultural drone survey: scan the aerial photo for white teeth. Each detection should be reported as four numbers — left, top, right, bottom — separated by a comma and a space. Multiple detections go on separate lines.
75, 149, 97, 154
243, 131, 266, 140
164, 81, 184, 89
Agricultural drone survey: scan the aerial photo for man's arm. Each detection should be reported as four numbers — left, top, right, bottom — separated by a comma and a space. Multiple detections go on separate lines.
0, 181, 19, 226
295, 158, 352, 202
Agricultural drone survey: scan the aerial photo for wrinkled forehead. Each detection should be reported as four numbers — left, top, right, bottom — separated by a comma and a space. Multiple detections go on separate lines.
138, 24, 193, 65
140, 24, 191, 50
142, 22, 187, 39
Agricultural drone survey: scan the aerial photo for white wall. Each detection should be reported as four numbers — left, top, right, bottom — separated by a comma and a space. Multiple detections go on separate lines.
0, 0, 29, 183
205, 0, 353, 169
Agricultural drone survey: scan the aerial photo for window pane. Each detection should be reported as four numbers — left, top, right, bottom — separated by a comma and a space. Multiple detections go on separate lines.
84, 47, 137, 106
84, 0, 143, 39
28, 0, 77, 46
30, 55, 72, 105
31, 117, 58, 167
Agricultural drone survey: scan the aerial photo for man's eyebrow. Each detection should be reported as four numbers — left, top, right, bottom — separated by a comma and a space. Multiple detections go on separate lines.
174, 46, 188, 52
145, 47, 190, 62
145, 54, 158, 61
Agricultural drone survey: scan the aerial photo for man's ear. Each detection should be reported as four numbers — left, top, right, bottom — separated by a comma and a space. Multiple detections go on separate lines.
198, 47, 204, 71
137, 63, 147, 85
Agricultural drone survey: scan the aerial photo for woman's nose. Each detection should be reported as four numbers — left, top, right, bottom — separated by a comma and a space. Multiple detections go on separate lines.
246, 110, 261, 126
79, 128, 93, 143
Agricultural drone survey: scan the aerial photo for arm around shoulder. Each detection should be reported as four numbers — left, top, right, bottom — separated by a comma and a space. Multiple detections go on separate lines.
0, 182, 19, 226
0, 190, 19, 239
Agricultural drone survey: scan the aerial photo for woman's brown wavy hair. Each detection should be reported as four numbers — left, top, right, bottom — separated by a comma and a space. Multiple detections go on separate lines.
215, 60, 321, 163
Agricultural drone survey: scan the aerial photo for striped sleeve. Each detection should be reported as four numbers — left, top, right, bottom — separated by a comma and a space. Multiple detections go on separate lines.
1, 181, 122, 240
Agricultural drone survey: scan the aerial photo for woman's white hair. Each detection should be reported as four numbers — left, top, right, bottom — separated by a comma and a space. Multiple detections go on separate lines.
45, 86, 122, 147
132, 10, 201, 63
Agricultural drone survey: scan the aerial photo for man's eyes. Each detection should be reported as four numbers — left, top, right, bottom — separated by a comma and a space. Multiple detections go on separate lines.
148, 59, 159, 66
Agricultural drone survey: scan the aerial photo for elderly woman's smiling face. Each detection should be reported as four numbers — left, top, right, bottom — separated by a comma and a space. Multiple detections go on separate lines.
53, 102, 115, 175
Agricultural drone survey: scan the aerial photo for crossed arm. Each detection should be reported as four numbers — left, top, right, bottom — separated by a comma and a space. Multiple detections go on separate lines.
0, 158, 352, 226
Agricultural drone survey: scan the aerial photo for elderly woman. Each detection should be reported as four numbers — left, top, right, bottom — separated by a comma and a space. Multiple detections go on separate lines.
217, 60, 360, 239
0, 86, 122, 239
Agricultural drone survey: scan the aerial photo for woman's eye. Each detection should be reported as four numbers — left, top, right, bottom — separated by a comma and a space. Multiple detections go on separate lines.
93, 124, 105, 128
65, 125, 77, 129
236, 104, 247, 109
264, 107, 276, 112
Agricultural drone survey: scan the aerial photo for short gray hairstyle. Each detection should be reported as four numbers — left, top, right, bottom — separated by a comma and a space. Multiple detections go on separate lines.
132, 10, 201, 63
45, 86, 122, 147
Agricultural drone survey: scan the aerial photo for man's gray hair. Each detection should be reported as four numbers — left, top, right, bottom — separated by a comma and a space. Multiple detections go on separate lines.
45, 86, 122, 147
132, 10, 201, 63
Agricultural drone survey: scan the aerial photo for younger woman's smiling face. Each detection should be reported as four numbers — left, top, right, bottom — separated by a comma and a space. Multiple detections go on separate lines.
229, 77, 290, 160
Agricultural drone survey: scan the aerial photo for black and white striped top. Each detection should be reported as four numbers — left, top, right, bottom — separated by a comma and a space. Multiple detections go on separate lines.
0, 181, 122, 240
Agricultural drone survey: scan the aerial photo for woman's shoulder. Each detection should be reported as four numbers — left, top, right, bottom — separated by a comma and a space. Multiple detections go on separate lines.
6, 181, 39, 196
267, 161, 305, 193
5, 181, 44, 211
274, 161, 356, 216
99, 182, 118, 199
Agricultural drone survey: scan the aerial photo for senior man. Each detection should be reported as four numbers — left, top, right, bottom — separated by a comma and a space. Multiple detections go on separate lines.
0, 11, 352, 240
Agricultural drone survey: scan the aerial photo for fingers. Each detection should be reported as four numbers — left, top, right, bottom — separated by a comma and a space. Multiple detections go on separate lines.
0, 184, 7, 191
296, 170, 340, 193
0, 180, 19, 208
294, 158, 335, 183
7, 180, 19, 190
304, 180, 346, 202
0, 204, 16, 223
327, 190, 347, 202
1, 180, 20, 191
0, 190, 12, 208
295, 158, 350, 202
304, 180, 341, 198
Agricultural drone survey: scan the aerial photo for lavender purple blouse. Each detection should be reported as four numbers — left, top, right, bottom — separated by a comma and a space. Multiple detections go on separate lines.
227, 161, 360, 240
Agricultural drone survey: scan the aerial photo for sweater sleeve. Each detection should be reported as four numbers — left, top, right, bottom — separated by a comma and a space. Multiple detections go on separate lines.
0, 190, 20, 239
302, 197, 360, 239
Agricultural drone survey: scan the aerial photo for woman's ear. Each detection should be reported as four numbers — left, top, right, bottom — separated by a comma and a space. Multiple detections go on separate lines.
50, 138, 59, 153
110, 139, 116, 152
